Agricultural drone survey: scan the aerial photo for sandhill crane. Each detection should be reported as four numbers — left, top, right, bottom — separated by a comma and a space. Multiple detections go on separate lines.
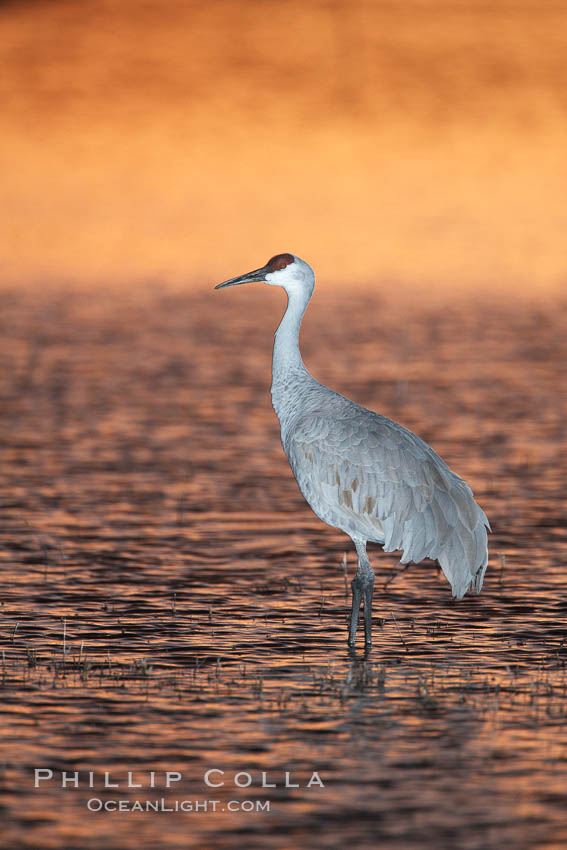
215, 254, 490, 648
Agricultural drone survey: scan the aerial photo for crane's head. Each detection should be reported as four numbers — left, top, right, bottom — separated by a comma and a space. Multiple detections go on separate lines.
215, 253, 314, 298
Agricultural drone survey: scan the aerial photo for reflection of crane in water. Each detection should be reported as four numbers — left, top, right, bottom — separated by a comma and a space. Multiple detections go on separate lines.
216, 254, 490, 648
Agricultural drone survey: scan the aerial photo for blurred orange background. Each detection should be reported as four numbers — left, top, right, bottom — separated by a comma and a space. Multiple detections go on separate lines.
1, 0, 566, 292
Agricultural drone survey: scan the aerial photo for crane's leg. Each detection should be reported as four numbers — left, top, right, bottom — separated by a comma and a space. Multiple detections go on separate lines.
348, 539, 375, 648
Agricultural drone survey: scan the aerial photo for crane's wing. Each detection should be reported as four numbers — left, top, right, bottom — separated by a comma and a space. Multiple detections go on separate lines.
283, 407, 490, 599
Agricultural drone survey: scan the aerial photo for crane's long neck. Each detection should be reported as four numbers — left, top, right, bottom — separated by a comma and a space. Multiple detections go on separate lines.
271, 286, 313, 426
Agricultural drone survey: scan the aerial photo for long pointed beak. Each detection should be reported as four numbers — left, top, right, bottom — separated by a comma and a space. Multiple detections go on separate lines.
215, 266, 267, 290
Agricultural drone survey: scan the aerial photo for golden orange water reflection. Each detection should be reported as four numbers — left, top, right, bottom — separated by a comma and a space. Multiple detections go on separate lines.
0, 284, 566, 847
1, 0, 567, 291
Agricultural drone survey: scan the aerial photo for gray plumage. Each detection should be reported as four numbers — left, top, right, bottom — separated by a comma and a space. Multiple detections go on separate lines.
216, 253, 490, 647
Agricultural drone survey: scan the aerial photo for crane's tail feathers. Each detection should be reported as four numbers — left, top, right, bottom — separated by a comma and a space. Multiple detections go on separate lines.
438, 517, 489, 600
391, 494, 490, 600
471, 557, 488, 593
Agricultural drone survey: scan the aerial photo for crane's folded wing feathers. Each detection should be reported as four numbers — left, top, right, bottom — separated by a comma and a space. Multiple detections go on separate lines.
284, 408, 490, 599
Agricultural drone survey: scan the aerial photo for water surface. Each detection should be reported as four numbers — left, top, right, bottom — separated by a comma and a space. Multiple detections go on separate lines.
0, 286, 566, 848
